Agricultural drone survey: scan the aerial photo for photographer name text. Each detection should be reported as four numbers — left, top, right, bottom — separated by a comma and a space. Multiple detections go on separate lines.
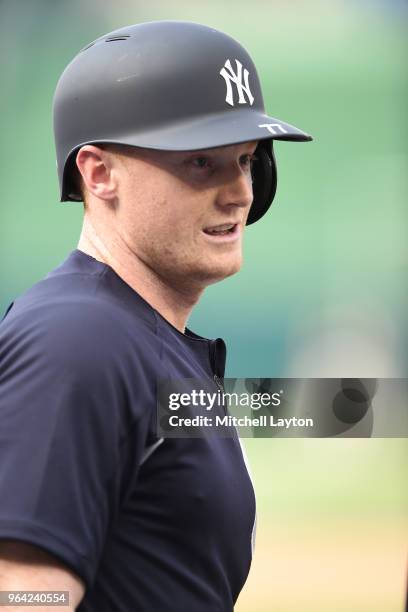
168, 415, 314, 429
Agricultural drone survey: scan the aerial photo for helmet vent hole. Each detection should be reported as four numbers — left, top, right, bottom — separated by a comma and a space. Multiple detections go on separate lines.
105, 36, 131, 42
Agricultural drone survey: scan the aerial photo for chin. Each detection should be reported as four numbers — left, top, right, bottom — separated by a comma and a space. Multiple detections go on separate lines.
199, 257, 242, 286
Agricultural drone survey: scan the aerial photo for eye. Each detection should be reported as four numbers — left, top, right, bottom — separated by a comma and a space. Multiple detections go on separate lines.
240, 153, 258, 169
191, 156, 211, 169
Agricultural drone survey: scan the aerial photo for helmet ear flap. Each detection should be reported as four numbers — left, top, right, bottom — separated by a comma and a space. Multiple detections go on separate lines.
246, 140, 277, 225
63, 149, 83, 201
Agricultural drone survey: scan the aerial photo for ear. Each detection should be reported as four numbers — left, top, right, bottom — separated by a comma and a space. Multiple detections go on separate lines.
75, 145, 118, 201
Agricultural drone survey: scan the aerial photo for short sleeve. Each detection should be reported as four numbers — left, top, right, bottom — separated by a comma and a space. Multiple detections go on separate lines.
0, 301, 152, 588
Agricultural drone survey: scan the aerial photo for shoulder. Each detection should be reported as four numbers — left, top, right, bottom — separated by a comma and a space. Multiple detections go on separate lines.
0, 267, 161, 433
0, 275, 159, 381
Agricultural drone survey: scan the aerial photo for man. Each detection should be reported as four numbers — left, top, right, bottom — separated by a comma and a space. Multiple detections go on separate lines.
0, 21, 312, 611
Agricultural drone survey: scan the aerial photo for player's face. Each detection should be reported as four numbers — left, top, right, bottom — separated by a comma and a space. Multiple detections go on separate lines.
114, 141, 258, 291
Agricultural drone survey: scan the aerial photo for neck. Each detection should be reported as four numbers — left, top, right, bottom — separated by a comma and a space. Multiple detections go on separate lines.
77, 215, 203, 333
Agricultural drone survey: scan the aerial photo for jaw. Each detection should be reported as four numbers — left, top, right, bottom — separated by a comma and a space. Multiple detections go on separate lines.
154, 246, 243, 294
194, 248, 243, 286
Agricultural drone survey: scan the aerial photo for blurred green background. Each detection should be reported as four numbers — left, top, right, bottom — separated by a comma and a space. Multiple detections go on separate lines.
1, 1, 407, 610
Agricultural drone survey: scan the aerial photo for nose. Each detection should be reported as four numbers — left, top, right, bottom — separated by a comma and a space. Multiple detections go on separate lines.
216, 166, 254, 213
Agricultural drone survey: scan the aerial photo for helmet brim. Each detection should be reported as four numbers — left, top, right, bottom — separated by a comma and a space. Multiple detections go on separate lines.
110, 109, 313, 151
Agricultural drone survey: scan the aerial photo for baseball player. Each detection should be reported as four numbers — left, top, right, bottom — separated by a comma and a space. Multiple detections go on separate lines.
0, 21, 312, 611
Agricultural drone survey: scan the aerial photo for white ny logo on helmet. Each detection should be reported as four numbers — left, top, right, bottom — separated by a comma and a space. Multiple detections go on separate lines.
219, 59, 254, 107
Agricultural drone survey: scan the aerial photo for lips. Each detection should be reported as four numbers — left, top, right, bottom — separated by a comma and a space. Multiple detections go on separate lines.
203, 223, 237, 235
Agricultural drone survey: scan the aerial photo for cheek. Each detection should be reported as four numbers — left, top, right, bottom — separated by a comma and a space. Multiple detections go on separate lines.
118, 185, 172, 235
120, 197, 192, 255
118, 169, 209, 248
151, 195, 206, 240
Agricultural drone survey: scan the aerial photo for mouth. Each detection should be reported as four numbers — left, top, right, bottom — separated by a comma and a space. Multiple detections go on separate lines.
202, 222, 239, 240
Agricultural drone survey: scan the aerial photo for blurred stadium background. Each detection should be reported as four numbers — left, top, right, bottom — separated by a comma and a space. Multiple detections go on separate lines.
1, 1, 407, 610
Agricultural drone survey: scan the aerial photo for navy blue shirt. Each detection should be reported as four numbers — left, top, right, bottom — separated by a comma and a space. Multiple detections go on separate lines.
0, 250, 256, 611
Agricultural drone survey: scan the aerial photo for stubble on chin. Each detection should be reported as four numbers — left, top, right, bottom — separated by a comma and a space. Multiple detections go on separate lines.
193, 252, 243, 287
